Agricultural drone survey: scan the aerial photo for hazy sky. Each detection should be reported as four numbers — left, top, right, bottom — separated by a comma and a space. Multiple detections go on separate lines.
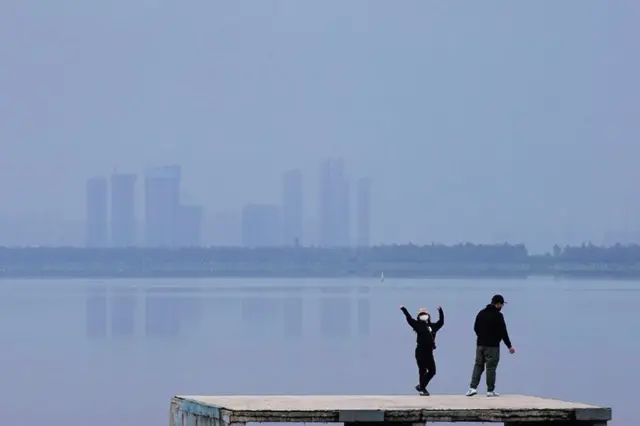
1, 1, 638, 247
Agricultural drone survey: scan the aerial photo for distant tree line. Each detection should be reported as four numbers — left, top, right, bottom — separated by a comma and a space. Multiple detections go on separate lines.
0, 243, 638, 265
549, 242, 640, 264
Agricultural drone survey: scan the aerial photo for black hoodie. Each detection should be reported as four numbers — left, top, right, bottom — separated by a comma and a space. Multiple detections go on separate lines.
401, 307, 444, 351
473, 304, 512, 348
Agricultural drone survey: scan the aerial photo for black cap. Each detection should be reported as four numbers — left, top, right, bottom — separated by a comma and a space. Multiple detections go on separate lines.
491, 294, 506, 304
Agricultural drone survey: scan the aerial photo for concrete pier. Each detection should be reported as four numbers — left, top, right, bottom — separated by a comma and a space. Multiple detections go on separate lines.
170, 395, 611, 426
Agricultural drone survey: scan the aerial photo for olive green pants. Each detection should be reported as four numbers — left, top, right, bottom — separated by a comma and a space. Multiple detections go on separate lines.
469, 346, 500, 392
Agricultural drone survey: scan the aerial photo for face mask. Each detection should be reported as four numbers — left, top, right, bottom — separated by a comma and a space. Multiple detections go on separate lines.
419, 314, 430, 322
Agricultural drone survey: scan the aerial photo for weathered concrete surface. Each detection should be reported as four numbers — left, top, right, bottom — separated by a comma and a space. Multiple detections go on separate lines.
169, 395, 612, 425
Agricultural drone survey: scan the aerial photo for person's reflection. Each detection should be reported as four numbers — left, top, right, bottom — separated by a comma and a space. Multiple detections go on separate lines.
85, 284, 108, 338
282, 297, 303, 339
110, 287, 137, 338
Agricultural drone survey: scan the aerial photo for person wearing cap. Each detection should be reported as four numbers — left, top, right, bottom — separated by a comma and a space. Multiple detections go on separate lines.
399, 305, 444, 396
465, 294, 515, 397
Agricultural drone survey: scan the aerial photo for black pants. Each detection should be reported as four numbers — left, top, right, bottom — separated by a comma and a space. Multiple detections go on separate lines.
415, 347, 436, 390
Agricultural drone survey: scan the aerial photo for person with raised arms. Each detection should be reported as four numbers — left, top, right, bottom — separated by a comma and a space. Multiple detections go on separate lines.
400, 304, 444, 396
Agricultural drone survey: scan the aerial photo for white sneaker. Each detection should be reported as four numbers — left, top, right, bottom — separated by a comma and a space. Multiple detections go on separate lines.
487, 391, 500, 397
465, 388, 477, 396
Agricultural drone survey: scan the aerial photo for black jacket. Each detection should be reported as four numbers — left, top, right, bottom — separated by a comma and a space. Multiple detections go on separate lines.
473, 304, 512, 348
401, 307, 444, 351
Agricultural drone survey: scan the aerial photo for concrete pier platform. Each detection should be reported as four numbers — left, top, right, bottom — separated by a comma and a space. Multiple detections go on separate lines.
170, 395, 611, 426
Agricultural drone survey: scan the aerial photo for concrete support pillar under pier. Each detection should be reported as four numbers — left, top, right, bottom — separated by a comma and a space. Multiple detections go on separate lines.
505, 422, 607, 426
344, 423, 422, 426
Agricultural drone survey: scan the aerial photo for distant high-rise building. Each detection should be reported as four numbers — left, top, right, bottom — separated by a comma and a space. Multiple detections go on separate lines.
209, 211, 241, 246
85, 176, 108, 247
241, 204, 281, 247
110, 173, 137, 247
144, 165, 181, 247
282, 169, 303, 246
319, 158, 350, 247
356, 177, 371, 247
337, 178, 350, 246
177, 204, 204, 247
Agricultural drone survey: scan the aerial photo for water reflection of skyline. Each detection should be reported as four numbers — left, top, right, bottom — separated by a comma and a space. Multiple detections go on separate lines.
85, 285, 371, 340
144, 290, 179, 338
6, 279, 637, 426
239, 286, 371, 340
282, 297, 302, 338
320, 297, 351, 337
144, 287, 203, 338
111, 288, 136, 337
84, 286, 203, 339
85, 285, 107, 338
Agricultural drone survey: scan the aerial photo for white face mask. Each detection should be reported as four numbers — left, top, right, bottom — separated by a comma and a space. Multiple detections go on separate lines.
419, 314, 430, 322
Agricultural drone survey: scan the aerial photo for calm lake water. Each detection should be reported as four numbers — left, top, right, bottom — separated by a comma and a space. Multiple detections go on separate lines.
0, 278, 635, 426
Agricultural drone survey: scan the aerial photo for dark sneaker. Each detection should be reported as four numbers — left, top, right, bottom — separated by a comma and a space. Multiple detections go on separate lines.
415, 385, 429, 395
